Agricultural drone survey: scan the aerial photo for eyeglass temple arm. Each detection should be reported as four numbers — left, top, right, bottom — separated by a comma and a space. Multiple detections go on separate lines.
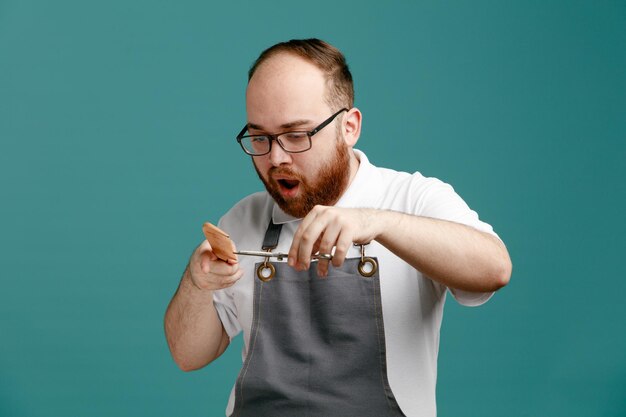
236, 125, 249, 140
308, 108, 348, 136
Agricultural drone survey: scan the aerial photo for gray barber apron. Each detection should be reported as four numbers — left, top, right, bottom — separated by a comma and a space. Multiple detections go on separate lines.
230, 221, 405, 417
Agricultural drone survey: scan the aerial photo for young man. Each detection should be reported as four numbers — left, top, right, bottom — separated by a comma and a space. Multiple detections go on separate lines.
165, 39, 511, 417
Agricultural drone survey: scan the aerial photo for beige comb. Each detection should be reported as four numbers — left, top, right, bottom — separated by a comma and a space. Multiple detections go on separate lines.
202, 222, 238, 263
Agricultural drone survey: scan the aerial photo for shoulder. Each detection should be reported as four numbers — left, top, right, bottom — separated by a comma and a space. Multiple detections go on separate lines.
366, 158, 492, 228
356, 151, 440, 198
367, 162, 455, 214
384, 168, 495, 234
222, 191, 272, 219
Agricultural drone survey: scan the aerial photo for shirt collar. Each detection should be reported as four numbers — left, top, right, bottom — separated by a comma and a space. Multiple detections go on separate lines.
271, 149, 382, 224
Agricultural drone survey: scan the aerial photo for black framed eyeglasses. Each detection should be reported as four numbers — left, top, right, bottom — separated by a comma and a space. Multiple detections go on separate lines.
236, 108, 348, 156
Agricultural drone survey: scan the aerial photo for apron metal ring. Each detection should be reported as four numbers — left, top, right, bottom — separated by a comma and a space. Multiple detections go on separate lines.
358, 257, 378, 277
355, 243, 377, 277
257, 262, 276, 282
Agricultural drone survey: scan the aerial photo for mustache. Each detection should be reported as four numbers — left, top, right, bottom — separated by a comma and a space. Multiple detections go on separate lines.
268, 166, 304, 181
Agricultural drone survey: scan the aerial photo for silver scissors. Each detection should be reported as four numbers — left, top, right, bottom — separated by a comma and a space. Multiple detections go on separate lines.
234, 250, 333, 261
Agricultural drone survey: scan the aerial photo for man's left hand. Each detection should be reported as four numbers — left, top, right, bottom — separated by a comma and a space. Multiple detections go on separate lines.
288, 206, 381, 277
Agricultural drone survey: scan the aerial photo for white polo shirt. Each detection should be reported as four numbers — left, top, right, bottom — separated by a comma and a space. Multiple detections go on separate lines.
213, 150, 496, 417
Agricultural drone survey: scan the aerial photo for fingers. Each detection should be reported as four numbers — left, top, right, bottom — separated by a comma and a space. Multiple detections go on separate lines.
332, 229, 353, 268
315, 219, 342, 277
192, 257, 243, 291
288, 206, 357, 277
288, 206, 325, 270
189, 241, 244, 291
316, 226, 353, 277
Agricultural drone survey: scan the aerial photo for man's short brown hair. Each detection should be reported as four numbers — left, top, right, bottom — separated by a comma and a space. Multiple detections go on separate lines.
248, 38, 354, 111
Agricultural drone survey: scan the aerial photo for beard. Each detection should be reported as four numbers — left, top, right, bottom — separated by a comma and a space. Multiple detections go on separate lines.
254, 138, 351, 218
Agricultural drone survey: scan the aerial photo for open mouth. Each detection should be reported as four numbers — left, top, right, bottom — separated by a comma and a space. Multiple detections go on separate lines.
278, 179, 299, 190
274, 177, 301, 197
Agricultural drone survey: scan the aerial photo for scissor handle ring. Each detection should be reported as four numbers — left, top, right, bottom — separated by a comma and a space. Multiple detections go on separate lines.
358, 257, 378, 277
256, 263, 275, 282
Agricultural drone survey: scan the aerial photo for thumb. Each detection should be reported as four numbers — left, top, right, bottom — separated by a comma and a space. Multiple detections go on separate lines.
199, 245, 218, 273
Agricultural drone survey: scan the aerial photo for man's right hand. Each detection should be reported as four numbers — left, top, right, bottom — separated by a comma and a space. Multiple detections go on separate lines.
187, 240, 244, 291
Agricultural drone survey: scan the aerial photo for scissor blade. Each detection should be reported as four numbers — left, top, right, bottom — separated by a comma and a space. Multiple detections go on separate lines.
235, 250, 288, 259
234, 250, 333, 261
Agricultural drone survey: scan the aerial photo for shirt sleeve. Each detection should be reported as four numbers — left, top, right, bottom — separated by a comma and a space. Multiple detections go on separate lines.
212, 288, 242, 340
411, 175, 497, 307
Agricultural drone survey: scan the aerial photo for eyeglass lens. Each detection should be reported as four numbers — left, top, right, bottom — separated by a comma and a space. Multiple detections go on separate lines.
241, 132, 310, 155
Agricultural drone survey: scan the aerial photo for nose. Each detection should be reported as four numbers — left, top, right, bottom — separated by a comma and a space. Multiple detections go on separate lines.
268, 139, 292, 167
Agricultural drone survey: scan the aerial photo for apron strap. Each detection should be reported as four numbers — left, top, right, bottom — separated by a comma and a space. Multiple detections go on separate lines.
262, 220, 283, 251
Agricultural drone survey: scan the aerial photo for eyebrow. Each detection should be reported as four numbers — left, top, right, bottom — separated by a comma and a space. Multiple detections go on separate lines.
248, 119, 313, 132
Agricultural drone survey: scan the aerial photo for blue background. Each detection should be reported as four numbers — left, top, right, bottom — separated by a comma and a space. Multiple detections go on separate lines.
1, 1, 625, 416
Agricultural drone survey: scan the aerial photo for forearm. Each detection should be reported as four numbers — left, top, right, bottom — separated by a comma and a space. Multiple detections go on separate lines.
164, 267, 229, 371
374, 210, 511, 292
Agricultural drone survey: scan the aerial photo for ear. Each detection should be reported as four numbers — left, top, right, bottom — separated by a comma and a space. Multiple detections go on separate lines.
342, 107, 362, 147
